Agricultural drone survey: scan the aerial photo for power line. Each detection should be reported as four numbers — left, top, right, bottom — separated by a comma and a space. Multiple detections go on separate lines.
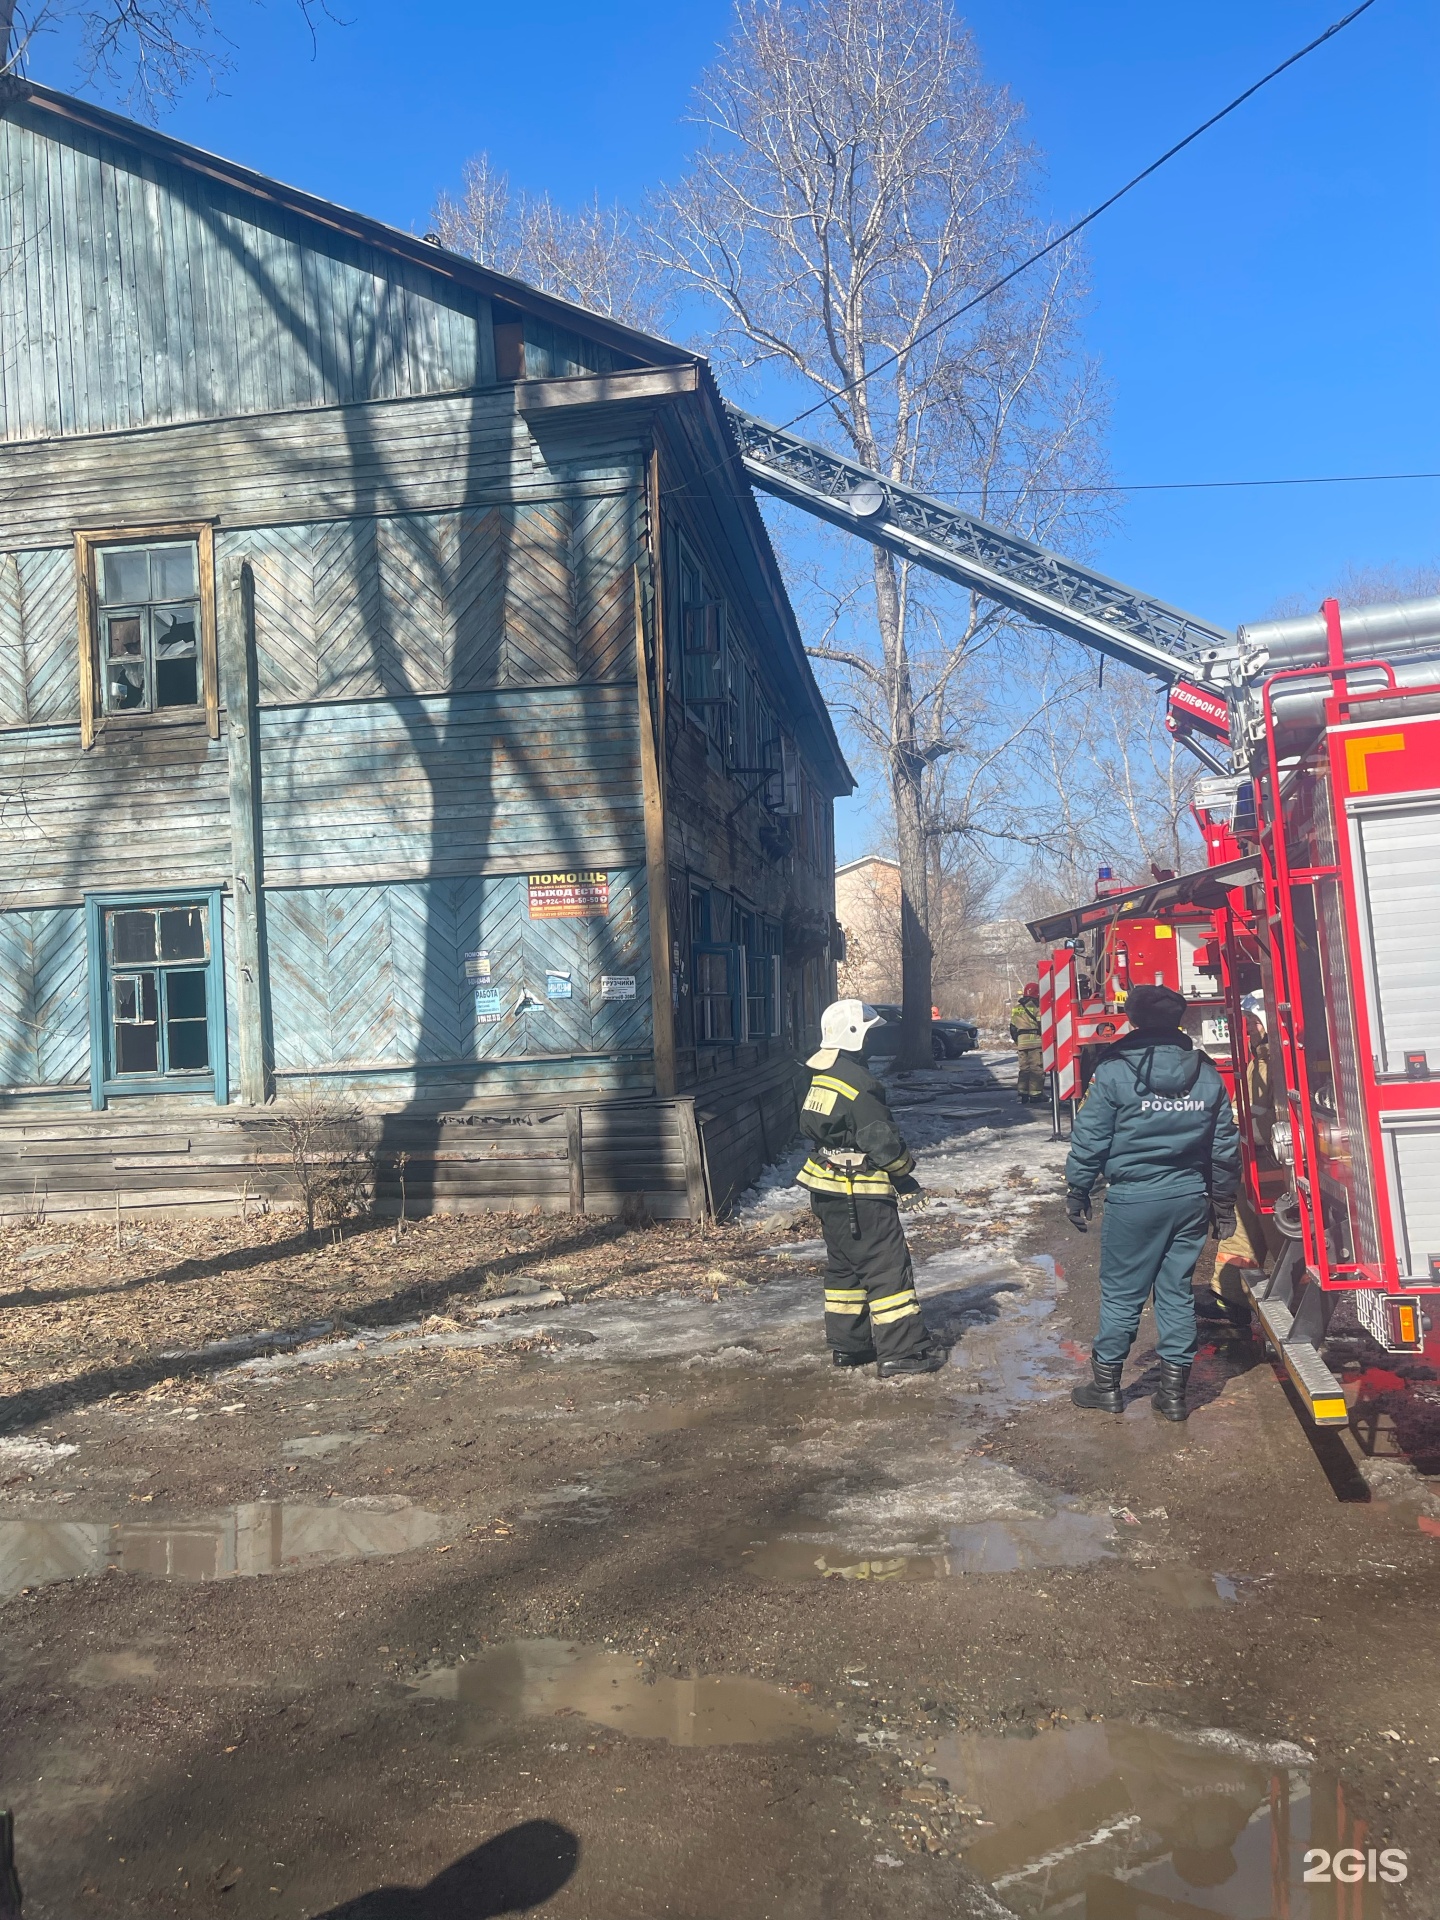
923, 469, 1440, 498
779, 0, 1383, 436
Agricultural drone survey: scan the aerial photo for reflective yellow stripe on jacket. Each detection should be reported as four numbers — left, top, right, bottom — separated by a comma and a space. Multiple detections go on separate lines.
797, 1160, 901, 1197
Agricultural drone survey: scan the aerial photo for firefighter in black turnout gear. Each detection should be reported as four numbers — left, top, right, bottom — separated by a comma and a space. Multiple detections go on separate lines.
798, 1000, 946, 1378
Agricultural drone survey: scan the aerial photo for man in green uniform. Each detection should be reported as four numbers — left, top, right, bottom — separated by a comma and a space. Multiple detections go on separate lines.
1063, 982, 1240, 1422
1009, 982, 1045, 1104
798, 1000, 946, 1378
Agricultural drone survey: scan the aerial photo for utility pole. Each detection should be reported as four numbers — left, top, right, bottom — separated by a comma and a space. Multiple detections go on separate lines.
0, 1, 16, 71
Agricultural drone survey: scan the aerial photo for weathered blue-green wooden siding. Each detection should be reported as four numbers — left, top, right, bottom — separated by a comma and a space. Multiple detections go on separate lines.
0, 722, 231, 909
0, 906, 89, 1088
0, 551, 77, 724
0, 102, 495, 440
0, 101, 673, 1126
265, 869, 650, 1075
257, 688, 644, 887
225, 494, 636, 703
0, 389, 646, 552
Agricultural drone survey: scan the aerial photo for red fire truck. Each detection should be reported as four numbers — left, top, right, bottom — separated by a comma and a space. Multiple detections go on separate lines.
724, 406, 1439, 1433
1027, 596, 1440, 1425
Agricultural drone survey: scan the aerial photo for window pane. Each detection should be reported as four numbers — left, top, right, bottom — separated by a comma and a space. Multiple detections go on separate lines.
110, 910, 157, 964
158, 907, 207, 961
165, 967, 208, 1019
155, 654, 198, 708
115, 1022, 160, 1075
101, 549, 150, 605
154, 606, 199, 708
155, 607, 197, 657
112, 973, 144, 1023
104, 614, 146, 711
165, 968, 210, 1070
106, 614, 142, 659
167, 1019, 210, 1071
113, 971, 159, 1074
152, 546, 197, 600
695, 951, 729, 995
105, 663, 147, 711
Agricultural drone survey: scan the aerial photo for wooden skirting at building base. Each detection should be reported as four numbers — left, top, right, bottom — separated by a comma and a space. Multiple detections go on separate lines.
0, 1066, 803, 1224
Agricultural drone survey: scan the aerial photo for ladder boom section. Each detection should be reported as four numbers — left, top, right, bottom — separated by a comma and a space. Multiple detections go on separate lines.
727, 405, 1227, 684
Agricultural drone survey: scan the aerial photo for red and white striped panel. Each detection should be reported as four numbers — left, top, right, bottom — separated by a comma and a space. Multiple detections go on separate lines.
1038, 957, 1055, 1072
1053, 950, 1079, 1102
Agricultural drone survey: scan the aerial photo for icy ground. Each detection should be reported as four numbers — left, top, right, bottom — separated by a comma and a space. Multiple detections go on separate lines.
232, 1051, 1095, 1558
237, 1050, 1068, 1386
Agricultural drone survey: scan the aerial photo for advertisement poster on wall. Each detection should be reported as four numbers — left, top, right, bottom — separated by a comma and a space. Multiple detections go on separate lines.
527, 871, 609, 919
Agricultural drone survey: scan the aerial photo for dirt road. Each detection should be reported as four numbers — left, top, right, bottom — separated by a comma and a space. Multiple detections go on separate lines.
1, 1055, 1436, 1918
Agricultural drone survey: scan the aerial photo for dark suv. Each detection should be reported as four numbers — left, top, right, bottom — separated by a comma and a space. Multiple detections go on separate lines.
870, 1004, 979, 1061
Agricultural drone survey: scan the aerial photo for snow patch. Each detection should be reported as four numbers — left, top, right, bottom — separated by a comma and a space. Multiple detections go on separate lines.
0, 1437, 78, 1464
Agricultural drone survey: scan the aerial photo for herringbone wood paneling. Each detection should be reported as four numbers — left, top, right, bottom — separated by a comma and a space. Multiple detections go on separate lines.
266, 888, 333, 1070
0, 906, 89, 1086
376, 516, 452, 697
450, 508, 505, 691
314, 520, 388, 702
19, 549, 79, 724
245, 525, 319, 704
573, 494, 636, 681
232, 500, 636, 708
502, 504, 577, 686
266, 870, 652, 1070
0, 555, 23, 726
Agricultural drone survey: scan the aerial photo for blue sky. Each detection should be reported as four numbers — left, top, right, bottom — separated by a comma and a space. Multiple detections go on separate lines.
29, 0, 1439, 853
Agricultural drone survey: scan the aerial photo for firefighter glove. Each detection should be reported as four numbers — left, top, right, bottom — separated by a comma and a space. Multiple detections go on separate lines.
1210, 1201, 1237, 1242
1064, 1187, 1092, 1232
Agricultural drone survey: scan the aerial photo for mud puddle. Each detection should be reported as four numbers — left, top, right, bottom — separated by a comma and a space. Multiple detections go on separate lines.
0, 1496, 453, 1598
412, 1639, 838, 1747
925, 1720, 1367, 1917
1134, 1567, 1257, 1609
733, 1495, 1114, 1583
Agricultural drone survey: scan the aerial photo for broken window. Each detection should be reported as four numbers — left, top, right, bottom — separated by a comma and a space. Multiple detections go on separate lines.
104, 904, 212, 1080
96, 541, 201, 715
678, 544, 731, 750
693, 943, 741, 1044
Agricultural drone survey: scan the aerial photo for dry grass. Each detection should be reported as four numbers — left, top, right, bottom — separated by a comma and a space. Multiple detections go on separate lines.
0, 1205, 816, 1419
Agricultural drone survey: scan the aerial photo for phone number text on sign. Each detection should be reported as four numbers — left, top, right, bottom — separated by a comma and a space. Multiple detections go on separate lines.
527, 871, 609, 919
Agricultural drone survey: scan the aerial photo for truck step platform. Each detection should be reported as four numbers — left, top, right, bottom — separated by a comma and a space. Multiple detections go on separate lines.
1242, 1274, 1350, 1427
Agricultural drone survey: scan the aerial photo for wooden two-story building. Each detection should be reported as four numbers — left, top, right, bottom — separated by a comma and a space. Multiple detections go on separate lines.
0, 79, 850, 1220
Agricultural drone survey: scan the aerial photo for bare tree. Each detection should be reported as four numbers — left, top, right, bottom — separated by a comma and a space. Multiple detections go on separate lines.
432, 154, 665, 334
993, 658, 1200, 903
1264, 562, 1440, 621
3, 0, 333, 119
650, 0, 1107, 1066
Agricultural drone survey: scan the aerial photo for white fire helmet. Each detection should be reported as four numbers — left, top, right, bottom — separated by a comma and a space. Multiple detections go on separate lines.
806, 998, 886, 1070
1240, 992, 1267, 1029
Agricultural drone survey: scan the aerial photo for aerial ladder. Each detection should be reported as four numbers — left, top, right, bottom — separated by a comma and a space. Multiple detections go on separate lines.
726, 403, 1440, 1432
725, 403, 1233, 768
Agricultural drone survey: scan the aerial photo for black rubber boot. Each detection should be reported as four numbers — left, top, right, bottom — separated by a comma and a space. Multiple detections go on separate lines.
1071, 1353, 1124, 1412
877, 1348, 947, 1378
832, 1349, 877, 1369
1152, 1361, 1191, 1422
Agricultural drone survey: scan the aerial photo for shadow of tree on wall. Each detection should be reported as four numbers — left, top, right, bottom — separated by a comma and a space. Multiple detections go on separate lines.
193, 183, 639, 1211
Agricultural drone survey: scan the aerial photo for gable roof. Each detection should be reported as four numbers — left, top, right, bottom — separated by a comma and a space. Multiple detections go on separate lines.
0, 77, 851, 790
1, 75, 690, 374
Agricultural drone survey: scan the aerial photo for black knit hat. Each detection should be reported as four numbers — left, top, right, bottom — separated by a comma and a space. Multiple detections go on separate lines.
1125, 983, 1188, 1029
